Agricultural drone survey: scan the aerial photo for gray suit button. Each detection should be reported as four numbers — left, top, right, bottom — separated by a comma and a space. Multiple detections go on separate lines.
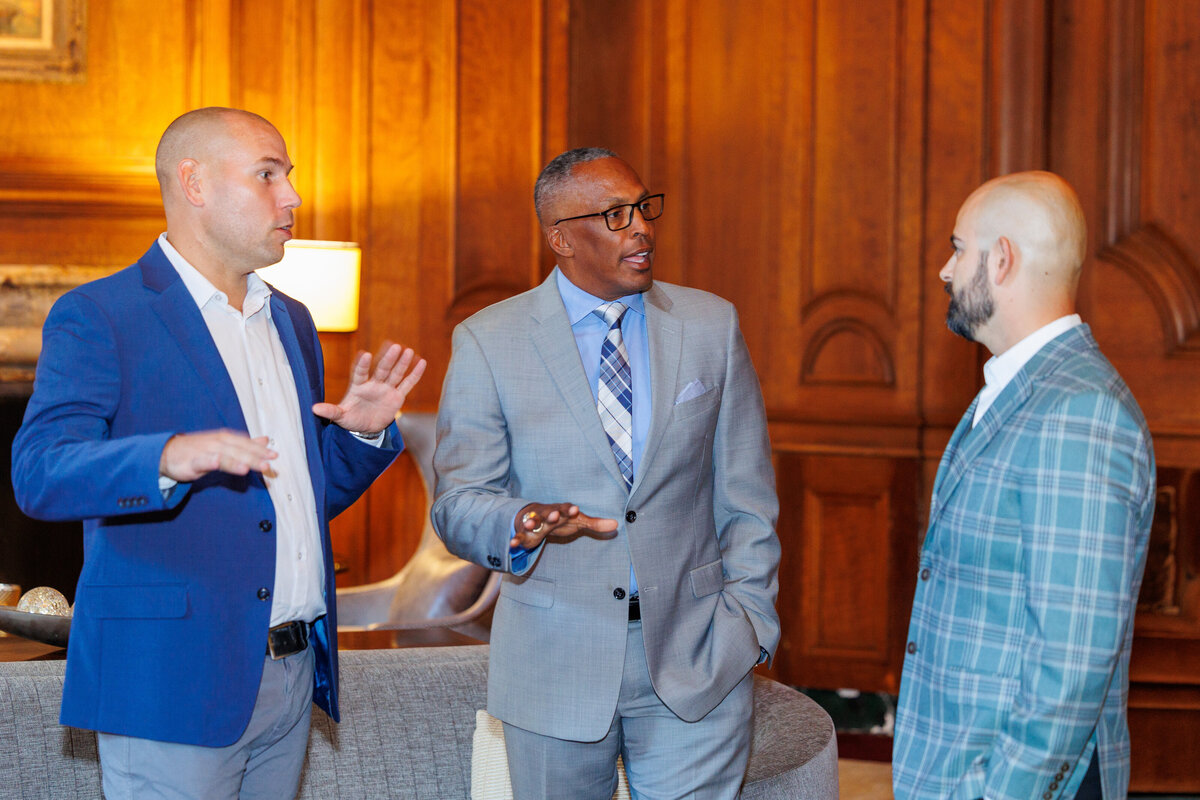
613, 588, 626, 600
625, 511, 637, 523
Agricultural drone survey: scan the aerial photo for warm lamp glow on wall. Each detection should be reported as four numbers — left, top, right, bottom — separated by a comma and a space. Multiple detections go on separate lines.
258, 240, 361, 332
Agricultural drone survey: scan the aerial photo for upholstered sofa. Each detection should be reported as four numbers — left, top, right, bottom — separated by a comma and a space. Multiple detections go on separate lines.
0, 645, 838, 798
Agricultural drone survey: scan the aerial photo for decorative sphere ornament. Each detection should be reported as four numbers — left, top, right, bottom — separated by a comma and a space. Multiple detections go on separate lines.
17, 587, 72, 617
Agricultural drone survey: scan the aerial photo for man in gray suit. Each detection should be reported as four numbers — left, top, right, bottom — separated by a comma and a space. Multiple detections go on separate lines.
432, 148, 781, 799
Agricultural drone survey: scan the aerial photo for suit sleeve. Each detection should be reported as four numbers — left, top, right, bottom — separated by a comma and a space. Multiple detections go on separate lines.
983, 390, 1154, 799
711, 305, 782, 660
431, 322, 539, 573
12, 291, 189, 521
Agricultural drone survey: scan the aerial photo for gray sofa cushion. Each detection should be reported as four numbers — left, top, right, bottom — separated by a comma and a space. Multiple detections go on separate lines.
0, 645, 837, 799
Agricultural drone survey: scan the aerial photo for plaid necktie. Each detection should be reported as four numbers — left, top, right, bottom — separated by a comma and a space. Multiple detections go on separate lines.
594, 302, 634, 490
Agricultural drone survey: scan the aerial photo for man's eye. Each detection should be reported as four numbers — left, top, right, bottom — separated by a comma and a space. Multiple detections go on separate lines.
604, 207, 626, 221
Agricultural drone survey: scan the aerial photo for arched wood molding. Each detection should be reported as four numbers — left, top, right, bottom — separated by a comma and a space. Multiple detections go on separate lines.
799, 292, 898, 386
1097, 223, 1200, 356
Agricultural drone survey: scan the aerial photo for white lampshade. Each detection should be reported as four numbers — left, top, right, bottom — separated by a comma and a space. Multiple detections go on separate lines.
258, 240, 361, 332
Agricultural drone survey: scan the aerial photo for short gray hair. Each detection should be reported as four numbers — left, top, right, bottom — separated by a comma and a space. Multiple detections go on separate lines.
534, 147, 618, 224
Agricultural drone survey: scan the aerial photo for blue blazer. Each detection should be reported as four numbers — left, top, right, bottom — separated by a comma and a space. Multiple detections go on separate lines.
893, 325, 1155, 800
11, 242, 399, 746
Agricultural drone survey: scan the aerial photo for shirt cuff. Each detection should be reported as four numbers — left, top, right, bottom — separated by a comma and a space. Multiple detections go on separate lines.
350, 429, 387, 447
509, 543, 532, 575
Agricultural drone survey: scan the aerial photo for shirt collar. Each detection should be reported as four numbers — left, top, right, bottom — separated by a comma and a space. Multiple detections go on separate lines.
553, 267, 646, 325
157, 233, 273, 318
982, 313, 1082, 391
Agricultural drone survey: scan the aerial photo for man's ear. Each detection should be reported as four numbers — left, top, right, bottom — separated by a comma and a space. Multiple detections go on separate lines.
178, 159, 204, 207
992, 236, 1015, 285
546, 226, 573, 259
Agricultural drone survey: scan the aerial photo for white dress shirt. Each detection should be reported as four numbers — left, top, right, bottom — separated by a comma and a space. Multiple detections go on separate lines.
972, 314, 1082, 426
158, 233, 325, 626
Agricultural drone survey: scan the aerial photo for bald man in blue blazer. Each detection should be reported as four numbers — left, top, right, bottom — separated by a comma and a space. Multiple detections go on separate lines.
893, 172, 1155, 800
12, 108, 425, 799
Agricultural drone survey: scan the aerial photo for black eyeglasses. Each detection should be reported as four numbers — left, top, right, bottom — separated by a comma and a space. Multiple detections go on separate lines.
554, 194, 665, 231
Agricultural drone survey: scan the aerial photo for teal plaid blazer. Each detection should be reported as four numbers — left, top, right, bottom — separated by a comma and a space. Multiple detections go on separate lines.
893, 324, 1155, 800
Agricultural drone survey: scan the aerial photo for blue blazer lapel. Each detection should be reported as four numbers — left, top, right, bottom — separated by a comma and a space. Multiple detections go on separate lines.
637, 284, 681, 491
528, 276, 628, 489
141, 244, 246, 431
268, 294, 324, 488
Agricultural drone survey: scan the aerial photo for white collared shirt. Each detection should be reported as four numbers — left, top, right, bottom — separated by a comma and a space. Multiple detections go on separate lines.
158, 233, 325, 626
972, 314, 1083, 426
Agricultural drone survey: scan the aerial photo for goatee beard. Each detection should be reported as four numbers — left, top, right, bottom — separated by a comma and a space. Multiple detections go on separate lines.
945, 251, 994, 341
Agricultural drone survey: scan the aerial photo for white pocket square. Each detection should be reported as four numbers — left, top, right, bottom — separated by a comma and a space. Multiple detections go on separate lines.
675, 379, 707, 404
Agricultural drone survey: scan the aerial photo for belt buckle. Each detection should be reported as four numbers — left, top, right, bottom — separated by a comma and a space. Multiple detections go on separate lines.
267, 620, 308, 660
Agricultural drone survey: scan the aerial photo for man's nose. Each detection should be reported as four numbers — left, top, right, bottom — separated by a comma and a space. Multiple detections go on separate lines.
282, 180, 302, 209
628, 207, 653, 237
938, 256, 953, 283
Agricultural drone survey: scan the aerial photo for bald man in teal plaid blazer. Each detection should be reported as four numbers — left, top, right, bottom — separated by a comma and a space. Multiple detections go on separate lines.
893, 172, 1155, 800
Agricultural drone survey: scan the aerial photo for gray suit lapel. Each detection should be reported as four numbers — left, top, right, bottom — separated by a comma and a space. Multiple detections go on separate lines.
528, 276, 628, 489
637, 284, 681, 492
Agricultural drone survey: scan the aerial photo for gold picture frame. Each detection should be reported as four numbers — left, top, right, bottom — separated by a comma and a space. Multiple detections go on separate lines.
0, 0, 85, 82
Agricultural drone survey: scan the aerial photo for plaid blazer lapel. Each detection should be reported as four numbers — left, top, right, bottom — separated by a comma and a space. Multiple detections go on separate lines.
929, 327, 1088, 529
929, 368, 1036, 530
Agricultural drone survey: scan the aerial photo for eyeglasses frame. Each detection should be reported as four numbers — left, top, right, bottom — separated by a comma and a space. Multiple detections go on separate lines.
553, 193, 665, 231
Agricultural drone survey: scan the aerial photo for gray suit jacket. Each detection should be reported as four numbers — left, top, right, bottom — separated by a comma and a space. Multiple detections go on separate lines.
432, 272, 780, 741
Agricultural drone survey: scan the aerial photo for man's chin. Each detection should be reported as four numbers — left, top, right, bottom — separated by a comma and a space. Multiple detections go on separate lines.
945, 314, 977, 342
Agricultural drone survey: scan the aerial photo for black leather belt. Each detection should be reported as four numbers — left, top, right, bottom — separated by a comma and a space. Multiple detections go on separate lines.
628, 595, 640, 622
267, 620, 310, 660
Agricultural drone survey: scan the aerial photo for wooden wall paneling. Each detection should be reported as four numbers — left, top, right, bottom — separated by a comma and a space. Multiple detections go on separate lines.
343, 0, 455, 587
451, 0, 546, 322
1127, 698, 1200, 794
670, 0, 794, 395
769, 452, 918, 693
920, 0, 990, 433
0, 0, 188, 162
185, 0, 234, 107
566, 1, 652, 171
987, 0, 1049, 175
795, 0, 924, 425
561, 0, 676, 280
1045, 0, 1200, 790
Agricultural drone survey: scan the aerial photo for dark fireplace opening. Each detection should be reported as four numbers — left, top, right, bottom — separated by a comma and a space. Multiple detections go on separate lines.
1, 394, 84, 604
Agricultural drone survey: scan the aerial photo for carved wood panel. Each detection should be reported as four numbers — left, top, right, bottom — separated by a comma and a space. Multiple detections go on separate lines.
1045, 0, 1200, 790
769, 452, 918, 692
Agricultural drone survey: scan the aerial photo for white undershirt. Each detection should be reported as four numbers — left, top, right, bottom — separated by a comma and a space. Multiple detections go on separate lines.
972, 314, 1082, 426
158, 233, 325, 626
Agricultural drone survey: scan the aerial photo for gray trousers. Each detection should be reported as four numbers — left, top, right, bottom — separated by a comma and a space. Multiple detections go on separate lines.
503, 620, 754, 800
98, 646, 315, 800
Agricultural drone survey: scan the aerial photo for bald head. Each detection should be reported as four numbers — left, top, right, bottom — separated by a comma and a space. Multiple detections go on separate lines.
155, 107, 277, 204
961, 171, 1087, 293
153, 107, 300, 304
940, 170, 1088, 354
